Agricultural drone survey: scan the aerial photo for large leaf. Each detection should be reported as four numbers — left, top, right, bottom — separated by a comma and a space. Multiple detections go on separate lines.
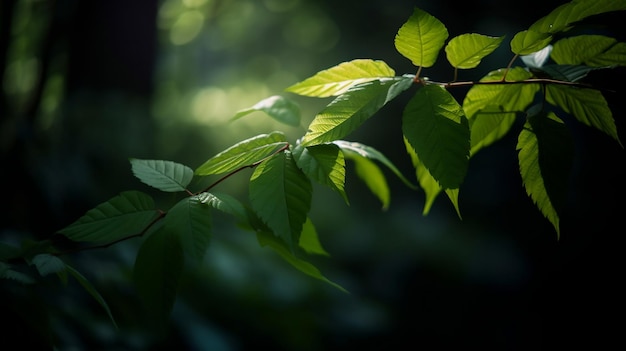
402, 84, 470, 190
130, 158, 194, 193
58, 191, 160, 244
195, 132, 288, 176
334, 140, 418, 190
285, 59, 396, 97
395, 7, 449, 67
517, 111, 573, 237
551, 35, 626, 67
292, 143, 348, 204
249, 150, 312, 251
66, 264, 119, 329
165, 195, 212, 264
232, 95, 301, 127
546, 85, 622, 146
133, 227, 184, 329
529, 0, 626, 35
300, 77, 413, 146
445, 33, 505, 69
256, 230, 346, 292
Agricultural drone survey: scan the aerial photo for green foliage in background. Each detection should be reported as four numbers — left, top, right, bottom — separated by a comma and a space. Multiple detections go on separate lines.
1, 0, 625, 346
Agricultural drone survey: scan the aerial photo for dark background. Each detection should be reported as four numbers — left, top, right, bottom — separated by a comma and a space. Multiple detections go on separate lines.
1, 0, 624, 350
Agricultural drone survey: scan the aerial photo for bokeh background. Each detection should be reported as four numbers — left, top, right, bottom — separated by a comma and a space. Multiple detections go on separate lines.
1, 0, 625, 350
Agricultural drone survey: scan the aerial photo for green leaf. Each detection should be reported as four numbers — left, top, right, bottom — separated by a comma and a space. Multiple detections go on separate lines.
285, 59, 396, 97
534, 64, 600, 82
196, 191, 248, 222
334, 140, 418, 190
510, 30, 553, 56
195, 132, 288, 176
165, 195, 212, 263
130, 158, 194, 193
529, 0, 626, 35
445, 33, 505, 69
256, 230, 347, 293
292, 143, 348, 204
133, 228, 183, 329
395, 7, 449, 67
546, 85, 622, 146
31, 254, 65, 277
58, 191, 160, 244
469, 106, 518, 156
249, 150, 312, 252
517, 111, 573, 237
301, 77, 413, 146
346, 150, 390, 210
551, 35, 626, 67
232, 95, 301, 127
66, 264, 119, 329
402, 84, 470, 190
0, 263, 35, 284
299, 218, 329, 256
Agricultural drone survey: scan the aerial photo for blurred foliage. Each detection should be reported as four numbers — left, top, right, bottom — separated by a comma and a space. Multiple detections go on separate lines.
1, 0, 625, 350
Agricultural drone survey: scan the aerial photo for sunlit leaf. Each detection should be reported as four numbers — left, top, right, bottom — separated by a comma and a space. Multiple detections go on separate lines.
130, 158, 194, 193
529, 0, 626, 35
195, 132, 288, 176
301, 77, 413, 146
334, 140, 418, 190
299, 218, 329, 256
511, 30, 553, 56
249, 151, 312, 252
469, 106, 518, 156
285, 59, 396, 97
551, 35, 626, 67
232, 95, 301, 127
165, 195, 212, 263
345, 151, 390, 210
292, 143, 348, 204
133, 228, 183, 329
58, 191, 160, 244
445, 33, 505, 69
66, 264, 118, 329
395, 7, 449, 67
546, 85, 622, 146
403, 84, 470, 189
256, 230, 346, 292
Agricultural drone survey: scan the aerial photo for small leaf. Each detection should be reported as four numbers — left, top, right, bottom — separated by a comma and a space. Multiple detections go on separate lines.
66, 264, 119, 329
402, 85, 470, 190
249, 151, 312, 252
301, 77, 413, 146
256, 230, 347, 293
285, 59, 396, 97
395, 7, 449, 67
347, 152, 390, 210
32, 254, 65, 277
292, 143, 348, 204
165, 195, 212, 264
58, 191, 160, 244
299, 218, 329, 256
445, 33, 505, 69
130, 159, 194, 192
195, 132, 288, 176
232, 95, 301, 127
510, 30, 553, 56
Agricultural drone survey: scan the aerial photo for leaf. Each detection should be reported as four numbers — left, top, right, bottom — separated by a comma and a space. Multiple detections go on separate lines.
58, 191, 160, 244
334, 140, 418, 190
195, 132, 288, 176
165, 195, 212, 264
232, 95, 301, 127
520, 45, 553, 68
299, 218, 329, 256
469, 106, 518, 156
510, 30, 553, 56
529, 0, 626, 35
517, 111, 573, 237
133, 227, 184, 329
445, 33, 505, 69
285, 59, 396, 97
546, 85, 622, 146
66, 264, 118, 329
31, 254, 65, 277
130, 159, 194, 193
551, 35, 626, 67
395, 7, 449, 67
249, 150, 312, 252
196, 191, 248, 222
0, 263, 35, 284
533, 64, 600, 82
256, 230, 347, 293
402, 84, 470, 190
300, 77, 413, 146
292, 143, 348, 204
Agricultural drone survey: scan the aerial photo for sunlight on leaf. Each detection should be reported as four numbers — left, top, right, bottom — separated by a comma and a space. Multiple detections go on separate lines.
529, 0, 626, 35
292, 143, 348, 204
445, 33, 505, 69
347, 151, 390, 210
299, 218, 329, 256
285, 59, 396, 97
395, 7, 448, 68
130, 158, 194, 193
232, 95, 301, 127
551, 35, 626, 67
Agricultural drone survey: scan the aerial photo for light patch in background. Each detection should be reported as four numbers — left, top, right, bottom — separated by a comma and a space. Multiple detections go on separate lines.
170, 10, 205, 45
38, 73, 65, 130
263, 0, 300, 12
